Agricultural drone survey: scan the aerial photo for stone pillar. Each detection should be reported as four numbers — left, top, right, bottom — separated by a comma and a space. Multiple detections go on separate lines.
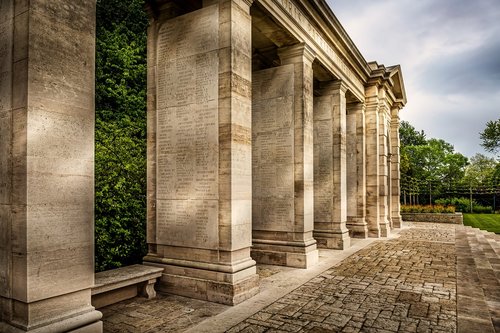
251, 43, 318, 268
364, 85, 381, 237
378, 90, 390, 237
390, 106, 403, 228
313, 82, 350, 249
0, 1, 102, 332
144, 0, 259, 305
387, 133, 393, 229
346, 102, 368, 238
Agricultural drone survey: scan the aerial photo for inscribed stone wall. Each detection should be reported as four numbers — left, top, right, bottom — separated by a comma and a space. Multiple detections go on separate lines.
155, 5, 219, 249
313, 95, 334, 222
346, 112, 357, 217
23, 0, 97, 301
0, 0, 13, 298
252, 65, 295, 231
0, 1, 12, 205
0, 1, 99, 330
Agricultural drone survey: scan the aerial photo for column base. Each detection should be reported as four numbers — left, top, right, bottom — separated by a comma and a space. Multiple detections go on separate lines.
391, 215, 402, 228
368, 228, 381, 238
313, 230, 351, 249
143, 256, 259, 305
347, 217, 368, 238
0, 306, 102, 333
251, 239, 318, 268
69, 321, 103, 333
380, 219, 391, 237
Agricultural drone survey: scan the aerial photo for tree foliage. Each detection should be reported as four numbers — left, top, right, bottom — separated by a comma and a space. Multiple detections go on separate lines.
463, 153, 498, 187
402, 138, 468, 184
400, 120, 427, 147
400, 122, 470, 204
95, 0, 148, 272
480, 118, 500, 156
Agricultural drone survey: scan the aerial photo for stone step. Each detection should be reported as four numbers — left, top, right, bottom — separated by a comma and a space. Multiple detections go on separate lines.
484, 234, 500, 255
456, 225, 499, 333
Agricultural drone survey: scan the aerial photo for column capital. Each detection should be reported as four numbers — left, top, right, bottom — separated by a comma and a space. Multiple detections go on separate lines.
354, 101, 366, 112
364, 84, 379, 101
278, 43, 316, 64
392, 101, 404, 111
390, 107, 401, 122
321, 80, 348, 95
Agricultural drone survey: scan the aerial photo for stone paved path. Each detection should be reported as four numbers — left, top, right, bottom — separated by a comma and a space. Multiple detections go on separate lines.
227, 224, 457, 333
101, 292, 229, 332
102, 223, 500, 333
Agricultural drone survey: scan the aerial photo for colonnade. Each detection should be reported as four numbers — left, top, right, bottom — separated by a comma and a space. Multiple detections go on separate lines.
0, 0, 406, 331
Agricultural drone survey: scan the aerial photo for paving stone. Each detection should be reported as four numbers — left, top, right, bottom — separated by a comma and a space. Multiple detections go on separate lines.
99, 223, 500, 333
398, 291, 421, 303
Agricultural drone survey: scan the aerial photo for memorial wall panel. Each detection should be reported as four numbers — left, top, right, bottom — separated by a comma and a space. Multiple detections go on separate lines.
252, 65, 295, 232
313, 95, 334, 222
155, 5, 219, 249
346, 112, 357, 215
0, 2, 13, 298
0, 10, 12, 206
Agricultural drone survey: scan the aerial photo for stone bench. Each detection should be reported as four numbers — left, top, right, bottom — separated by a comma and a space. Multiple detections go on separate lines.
91, 264, 164, 309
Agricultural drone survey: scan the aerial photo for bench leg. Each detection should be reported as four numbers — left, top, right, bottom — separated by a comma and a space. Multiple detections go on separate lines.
140, 278, 157, 299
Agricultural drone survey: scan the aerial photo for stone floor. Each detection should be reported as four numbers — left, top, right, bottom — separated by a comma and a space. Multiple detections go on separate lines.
101, 223, 500, 333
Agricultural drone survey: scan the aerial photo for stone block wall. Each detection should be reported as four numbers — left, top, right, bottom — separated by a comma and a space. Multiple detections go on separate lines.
401, 213, 464, 225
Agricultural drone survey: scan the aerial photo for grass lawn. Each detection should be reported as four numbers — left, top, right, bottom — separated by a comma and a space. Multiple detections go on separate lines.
463, 214, 500, 234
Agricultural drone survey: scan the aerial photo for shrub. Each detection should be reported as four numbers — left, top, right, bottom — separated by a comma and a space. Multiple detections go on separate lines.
473, 205, 493, 214
401, 205, 455, 214
435, 197, 493, 213
95, 118, 146, 272
435, 198, 471, 213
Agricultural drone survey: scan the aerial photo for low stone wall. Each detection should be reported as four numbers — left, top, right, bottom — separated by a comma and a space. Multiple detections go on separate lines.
401, 213, 463, 224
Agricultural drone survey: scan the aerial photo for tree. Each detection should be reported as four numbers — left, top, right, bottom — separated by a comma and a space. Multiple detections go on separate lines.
403, 139, 467, 184
463, 153, 498, 187
400, 123, 469, 205
95, 0, 148, 271
480, 118, 500, 156
400, 121, 427, 147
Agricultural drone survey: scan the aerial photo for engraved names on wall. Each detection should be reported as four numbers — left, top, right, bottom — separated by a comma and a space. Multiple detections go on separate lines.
252, 65, 295, 231
314, 95, 334, 222
155, 5, 219, 249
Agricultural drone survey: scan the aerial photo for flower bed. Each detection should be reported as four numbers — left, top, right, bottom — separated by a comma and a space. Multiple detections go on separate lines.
401, 204, 455, 214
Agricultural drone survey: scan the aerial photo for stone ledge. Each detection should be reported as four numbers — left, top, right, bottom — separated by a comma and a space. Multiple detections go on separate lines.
402, 212, 463, 224
91, 264, 163, 309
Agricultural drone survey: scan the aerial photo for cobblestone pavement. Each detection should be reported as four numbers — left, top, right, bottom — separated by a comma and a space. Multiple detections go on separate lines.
102, 223, 460, 333
101, 293, 229, 332
227, 224, 457, 333
399, 223, 456, 243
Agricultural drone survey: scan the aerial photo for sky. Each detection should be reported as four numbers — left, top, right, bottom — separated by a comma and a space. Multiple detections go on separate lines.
327, 0, 500, 158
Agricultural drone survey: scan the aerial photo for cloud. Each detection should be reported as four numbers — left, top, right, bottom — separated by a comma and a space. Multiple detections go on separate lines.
417, 39, 500, 95
327, 0, 500, 157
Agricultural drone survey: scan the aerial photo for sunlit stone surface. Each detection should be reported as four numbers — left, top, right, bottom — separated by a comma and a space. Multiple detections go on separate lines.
1, 0, 407, 329
0, 0, 102, 332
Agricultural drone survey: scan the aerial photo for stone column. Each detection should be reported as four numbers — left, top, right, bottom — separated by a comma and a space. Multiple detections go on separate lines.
251, 43, 318, 268
346, 102, 368, 238
144, 0, 259, 305
364, 85, 381, 237
378, 91, 390, 237
313, 82, 350, 249
0, 1, 102, 332
390, 106, 403, 228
